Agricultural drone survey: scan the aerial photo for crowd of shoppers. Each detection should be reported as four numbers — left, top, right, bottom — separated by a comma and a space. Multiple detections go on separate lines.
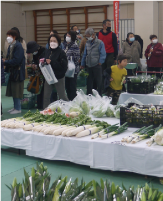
2, 19, 163, 113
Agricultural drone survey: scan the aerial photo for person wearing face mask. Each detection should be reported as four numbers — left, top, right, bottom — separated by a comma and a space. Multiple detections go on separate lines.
81, 28, 106, 96
3, 27, 27, 63
2, 30, 25, 114
62, 31, 80, 100
96, 20, 118, 72
145, 35, 163, 78
45, 30, 62, 50
26, 41, 45, 109
41, 34, 69, 108
71, 25, 83, 47
122, 32, 141, 76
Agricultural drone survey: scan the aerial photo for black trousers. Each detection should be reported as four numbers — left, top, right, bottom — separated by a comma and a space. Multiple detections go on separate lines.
107, 87, 121, 105
65, 74, 77, 101
102, 53, 114, 71
87, 65, 102, 96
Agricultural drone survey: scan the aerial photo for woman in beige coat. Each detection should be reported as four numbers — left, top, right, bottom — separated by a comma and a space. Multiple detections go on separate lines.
122, 32, 141, 75
3, 27, 27, 62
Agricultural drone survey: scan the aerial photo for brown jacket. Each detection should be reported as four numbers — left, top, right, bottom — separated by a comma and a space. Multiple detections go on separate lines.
122, 40, 141, 67
79, 37, 87, 57
3, 39, 27, 63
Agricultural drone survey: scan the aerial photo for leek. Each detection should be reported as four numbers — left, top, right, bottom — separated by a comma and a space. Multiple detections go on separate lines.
100, 123, 128, 139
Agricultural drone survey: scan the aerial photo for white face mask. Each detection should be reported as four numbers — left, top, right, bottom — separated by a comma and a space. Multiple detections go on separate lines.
33, 51, 38, 55
50, 42, 58, 49
152, 39, 158, 44
66, 36, 71, 43
86, 36, 93, 41
7, 36, 13, 44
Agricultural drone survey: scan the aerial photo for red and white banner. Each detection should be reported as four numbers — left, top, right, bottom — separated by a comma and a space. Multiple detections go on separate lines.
113, 1, 120, 48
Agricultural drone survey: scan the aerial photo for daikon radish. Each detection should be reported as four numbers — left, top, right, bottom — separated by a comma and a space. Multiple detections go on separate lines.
43, 126, 60, 135
32, 124, 44, 132
76, 127, 101, 138
53, 126, 74, 136
8, 122, 17, 128
47, 125, 63, 135
39, 125, 52, 133
1, 119, 10, 124
23, 123, 40, 131
62, 127, 76, 136
17, 122, 30, 128
67, 125, 93, 137
1, 120, 14, 127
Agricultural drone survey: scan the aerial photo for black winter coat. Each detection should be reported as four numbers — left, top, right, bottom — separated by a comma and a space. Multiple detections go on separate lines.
32, 46, 45, 67
1, 58, 5, 84
43, 47, 68, 79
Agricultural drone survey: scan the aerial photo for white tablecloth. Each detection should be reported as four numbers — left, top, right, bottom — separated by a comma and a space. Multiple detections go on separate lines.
119, 92, 163, 105
1, 117, 163, 177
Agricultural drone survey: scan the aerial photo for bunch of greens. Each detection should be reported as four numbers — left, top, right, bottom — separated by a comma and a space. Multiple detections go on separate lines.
78, 69, 89, 77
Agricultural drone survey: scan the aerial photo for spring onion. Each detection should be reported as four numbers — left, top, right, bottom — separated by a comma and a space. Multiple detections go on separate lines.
100, 123, 128, 139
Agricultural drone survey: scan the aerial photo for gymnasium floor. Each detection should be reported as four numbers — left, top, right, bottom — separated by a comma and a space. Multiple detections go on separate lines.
1, 82, 163, 200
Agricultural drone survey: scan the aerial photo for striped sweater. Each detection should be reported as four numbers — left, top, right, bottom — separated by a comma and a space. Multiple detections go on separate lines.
62, 41, 80, 74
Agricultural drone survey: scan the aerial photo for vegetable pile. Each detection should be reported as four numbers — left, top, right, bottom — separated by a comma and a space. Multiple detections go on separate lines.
122, 105, 163, 126
7, 162, 163, 201
1, 110, 113, 138
146, 126, 163, 146
154, 82, 163, 95
42, 89, 123, 119
121, 124, 162, 144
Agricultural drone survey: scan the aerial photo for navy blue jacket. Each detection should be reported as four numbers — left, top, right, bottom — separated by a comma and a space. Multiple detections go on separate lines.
1, 59, 5, 84
5, 41, 25, 81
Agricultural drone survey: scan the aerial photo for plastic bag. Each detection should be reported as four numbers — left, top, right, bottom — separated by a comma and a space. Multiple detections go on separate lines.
91, 96, 110, 118
73, 89, 90, 115
114, 108, 120, 119
91, 102, 108, 118
124, 97, 143, 106
39, 62, 58, 85
65, 56, 75, 78
47, 100, 63, 113
106, 104, 115, 117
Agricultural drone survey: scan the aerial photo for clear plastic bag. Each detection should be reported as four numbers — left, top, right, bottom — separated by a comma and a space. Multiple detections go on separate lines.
124, 97, 143, 106
47, 100, 63, 113
91, 96, 111, 118
106, 104, 115, 117
114, 108, 120, 119
73, 89, 90, 115
65, 56, 75, 78
39, 62, 58, 85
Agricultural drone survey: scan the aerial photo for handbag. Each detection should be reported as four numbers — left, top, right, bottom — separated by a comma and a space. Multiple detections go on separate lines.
65, 56, 76, 78
27, 75, 41, 94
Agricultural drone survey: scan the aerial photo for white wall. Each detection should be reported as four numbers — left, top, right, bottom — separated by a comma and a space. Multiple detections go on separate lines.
134, 1, 159, 58
21, 1, 134, 12
1, 2, 27, 51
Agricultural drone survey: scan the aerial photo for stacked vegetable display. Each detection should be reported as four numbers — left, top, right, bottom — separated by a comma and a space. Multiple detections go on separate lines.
1, 110, 114, 138
120, 104, 163, 128
154, 82, 163, 95
7, 162, 163, 201
126, 75, 157, 94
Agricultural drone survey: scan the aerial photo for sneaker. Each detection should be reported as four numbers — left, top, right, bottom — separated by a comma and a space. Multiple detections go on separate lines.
8, 108, 14, 113
10, 109, 21, 114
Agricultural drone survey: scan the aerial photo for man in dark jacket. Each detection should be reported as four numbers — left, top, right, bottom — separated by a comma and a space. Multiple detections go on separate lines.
1, 58, 5, 116
97, 19, 118, 71
26, 41, 45, 109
